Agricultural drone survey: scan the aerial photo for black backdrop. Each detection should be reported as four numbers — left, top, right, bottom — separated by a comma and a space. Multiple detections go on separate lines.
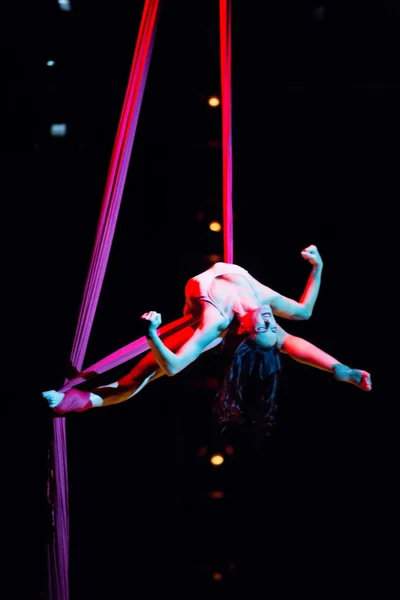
3, 1, 392, 598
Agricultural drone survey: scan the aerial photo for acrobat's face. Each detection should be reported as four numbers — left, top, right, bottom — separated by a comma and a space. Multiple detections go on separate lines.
239, 305, 278, 349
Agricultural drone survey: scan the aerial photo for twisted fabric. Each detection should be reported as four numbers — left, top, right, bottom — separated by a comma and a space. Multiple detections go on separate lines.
45, 2, 233, 598
46, 2, 161, 598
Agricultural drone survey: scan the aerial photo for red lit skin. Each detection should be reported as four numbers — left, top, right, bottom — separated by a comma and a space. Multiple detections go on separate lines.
140, 244, 370, 391
43, 245, 371, 410
145, 244, 325, 375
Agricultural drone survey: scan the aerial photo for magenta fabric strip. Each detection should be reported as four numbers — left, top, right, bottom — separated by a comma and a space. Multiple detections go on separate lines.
58, 314, 200, 392
46, 420, 69, 600
46, 2, 161, 599
219, 0, 233, 264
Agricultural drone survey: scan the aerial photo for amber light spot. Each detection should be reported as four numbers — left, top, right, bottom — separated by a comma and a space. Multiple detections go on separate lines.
208, 96, 220, 107
209, 220, 222, 232
210, 453, 224, 466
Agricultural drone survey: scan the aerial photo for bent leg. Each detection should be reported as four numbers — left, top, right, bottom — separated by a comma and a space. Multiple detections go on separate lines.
97, 322, 200, 405
43, 323, 199, 413
92, 368, 165, 407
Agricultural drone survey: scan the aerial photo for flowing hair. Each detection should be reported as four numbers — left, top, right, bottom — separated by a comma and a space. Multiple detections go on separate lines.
212, 337, 282, 435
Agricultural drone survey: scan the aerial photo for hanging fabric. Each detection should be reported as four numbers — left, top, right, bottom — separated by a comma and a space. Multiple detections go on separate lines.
58, 313, 200, 392
219, 0, 233, 263
45, 2, 162, 599
45, 1, 234, 598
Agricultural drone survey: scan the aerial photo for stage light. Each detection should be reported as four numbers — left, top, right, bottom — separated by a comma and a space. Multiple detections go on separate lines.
212, 572, 223, 581
207, 254, 222, 264
46, 60, 55, 66
210, 453, 224, 466
209, 220, 221, 232
208, 490, 225, 499
50, 124, 67, 137
58, 0, 72, 10
208, 96, 220, 107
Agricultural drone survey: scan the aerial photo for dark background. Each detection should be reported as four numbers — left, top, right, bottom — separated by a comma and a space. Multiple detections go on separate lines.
3, 0, 392, 598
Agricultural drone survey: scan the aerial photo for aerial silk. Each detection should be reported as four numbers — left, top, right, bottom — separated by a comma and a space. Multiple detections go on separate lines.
45, 1, 232, 599
58, 313, 200, 392
219, 0, 233, 264
45, 2, 162, 598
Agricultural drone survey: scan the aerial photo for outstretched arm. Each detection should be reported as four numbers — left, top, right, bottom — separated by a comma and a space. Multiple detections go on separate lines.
276, 325, 372, 391
269, 244, 323, 320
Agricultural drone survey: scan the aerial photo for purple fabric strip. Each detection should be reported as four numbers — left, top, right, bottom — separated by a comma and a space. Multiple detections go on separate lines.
46, 2, 161, 599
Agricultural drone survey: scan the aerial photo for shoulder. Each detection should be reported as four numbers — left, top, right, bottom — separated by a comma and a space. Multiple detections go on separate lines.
178, 305, 229, 357
199, 301, 230, 333
244, 272, 279, 303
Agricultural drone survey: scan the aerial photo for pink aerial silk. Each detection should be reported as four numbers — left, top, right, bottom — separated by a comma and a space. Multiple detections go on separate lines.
58, 313, 200, 392
46, 2, 162, 598
220, 0, 233, 264
45, 1, 233, 598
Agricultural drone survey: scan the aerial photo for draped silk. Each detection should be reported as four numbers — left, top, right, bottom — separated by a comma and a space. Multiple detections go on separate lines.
45, 2, 232, 598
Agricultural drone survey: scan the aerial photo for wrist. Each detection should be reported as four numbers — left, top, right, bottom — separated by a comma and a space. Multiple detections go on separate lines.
146, 328, 159, 341
332, 363, 349, 376
312, 263, 323, 273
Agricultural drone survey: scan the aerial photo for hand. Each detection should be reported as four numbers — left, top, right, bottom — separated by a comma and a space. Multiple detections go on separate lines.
301, 244, 323, 268
333, 364, 372, 392
140, 311, 162, 336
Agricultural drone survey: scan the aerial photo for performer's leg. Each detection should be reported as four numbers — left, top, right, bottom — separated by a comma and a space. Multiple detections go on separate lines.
43, 324, 198, 413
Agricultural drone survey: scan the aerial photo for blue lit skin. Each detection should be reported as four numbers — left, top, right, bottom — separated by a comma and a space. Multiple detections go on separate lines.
239, 305, 278, 349
42, 244, 373, 413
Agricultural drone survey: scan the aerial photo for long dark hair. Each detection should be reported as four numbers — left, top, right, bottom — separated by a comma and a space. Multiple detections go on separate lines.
212, 337, 282, 435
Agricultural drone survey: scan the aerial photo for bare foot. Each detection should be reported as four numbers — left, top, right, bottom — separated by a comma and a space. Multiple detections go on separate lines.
42, 388, 103, 413
333, 365, 372, 391
42, 389, 64, 408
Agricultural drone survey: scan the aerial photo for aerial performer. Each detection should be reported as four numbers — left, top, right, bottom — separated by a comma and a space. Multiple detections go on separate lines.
42, 244, 372, 434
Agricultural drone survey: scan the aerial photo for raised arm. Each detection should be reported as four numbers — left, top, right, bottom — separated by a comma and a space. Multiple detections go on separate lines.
275, 324, 372, 391
269, 244, 323, 320
142, 309, 224, 376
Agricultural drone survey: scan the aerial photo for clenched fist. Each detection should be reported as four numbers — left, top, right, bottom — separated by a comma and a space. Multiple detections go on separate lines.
140, 310, 162, 336
300, 244, 323, 268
